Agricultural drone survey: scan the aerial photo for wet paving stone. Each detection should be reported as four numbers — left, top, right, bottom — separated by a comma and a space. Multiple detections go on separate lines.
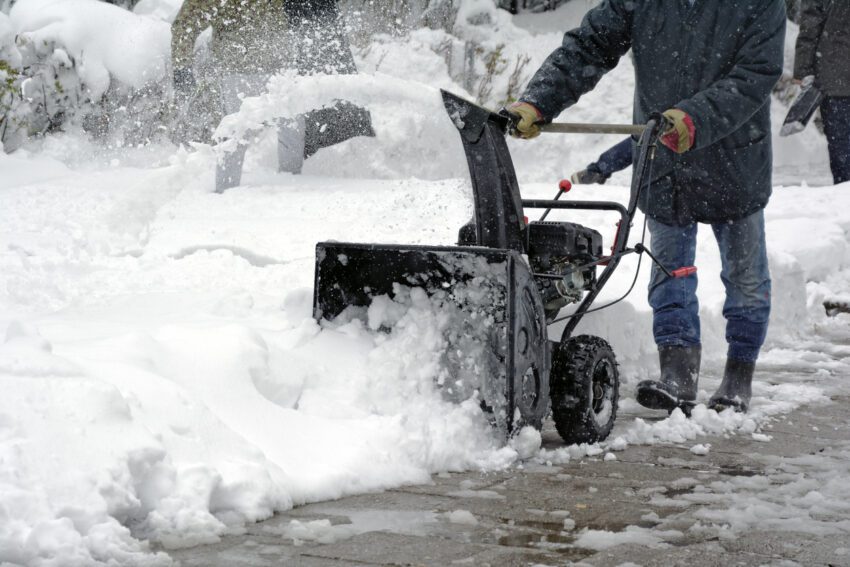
170, 395, 850, 566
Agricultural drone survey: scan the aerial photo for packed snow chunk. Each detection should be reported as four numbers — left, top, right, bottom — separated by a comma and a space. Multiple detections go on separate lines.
535, 442, 607, 466
573, 526, 682, 550
281, 519, 354, 545
367, 287, 426, 332
446, 510, 478, 526
10, 0, 170, 97
690, 444, 711, 456
510, 426, 542, 460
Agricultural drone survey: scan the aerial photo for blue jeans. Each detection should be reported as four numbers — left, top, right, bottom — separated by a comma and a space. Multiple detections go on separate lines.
821, 96, 850, 185
647, 210, 771, 363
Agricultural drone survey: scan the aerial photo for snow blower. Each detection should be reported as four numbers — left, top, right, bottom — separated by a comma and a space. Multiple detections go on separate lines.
313, 91, 683, 444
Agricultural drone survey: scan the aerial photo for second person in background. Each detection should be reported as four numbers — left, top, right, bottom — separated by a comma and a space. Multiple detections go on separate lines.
794, 0, 850, 185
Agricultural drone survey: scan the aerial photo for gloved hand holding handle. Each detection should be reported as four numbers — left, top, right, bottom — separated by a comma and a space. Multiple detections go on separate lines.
659, 108, 696, 154
506, 102, 544, 139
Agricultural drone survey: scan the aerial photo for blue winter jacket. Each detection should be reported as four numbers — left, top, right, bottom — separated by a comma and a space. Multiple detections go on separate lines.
520, 0, 786, 225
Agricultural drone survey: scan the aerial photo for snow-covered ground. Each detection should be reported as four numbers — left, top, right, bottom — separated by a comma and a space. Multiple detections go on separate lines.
1, 2, 848, 566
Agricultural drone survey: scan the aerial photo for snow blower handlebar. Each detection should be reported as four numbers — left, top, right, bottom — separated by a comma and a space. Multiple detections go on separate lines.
499, 106, 648, 137
540, 122, 648, 136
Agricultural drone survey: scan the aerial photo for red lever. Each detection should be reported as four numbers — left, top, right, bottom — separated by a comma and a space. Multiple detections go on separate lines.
559, 179, 572, 192
672, 267, 698, 278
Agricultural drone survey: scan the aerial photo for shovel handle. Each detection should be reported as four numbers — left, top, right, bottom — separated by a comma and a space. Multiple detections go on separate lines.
541, 122, 647, 136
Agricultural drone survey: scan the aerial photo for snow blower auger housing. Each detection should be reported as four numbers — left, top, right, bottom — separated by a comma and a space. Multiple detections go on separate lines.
313, 90, 665, 444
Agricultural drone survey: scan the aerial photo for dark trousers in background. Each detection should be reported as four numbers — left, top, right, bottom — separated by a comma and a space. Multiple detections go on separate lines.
821, 96, 850, 185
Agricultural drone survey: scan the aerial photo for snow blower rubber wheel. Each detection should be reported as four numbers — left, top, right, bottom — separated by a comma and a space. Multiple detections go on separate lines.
550, 335, 619, 445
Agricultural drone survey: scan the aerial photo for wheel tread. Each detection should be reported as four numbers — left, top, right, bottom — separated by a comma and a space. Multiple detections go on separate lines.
550, 335, 620, 445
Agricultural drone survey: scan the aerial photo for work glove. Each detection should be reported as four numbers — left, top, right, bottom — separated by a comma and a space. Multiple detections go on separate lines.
571, 166, 608, 185
660, 109, 695, 154
173, 67, 196, 101
506, 102, 543, 139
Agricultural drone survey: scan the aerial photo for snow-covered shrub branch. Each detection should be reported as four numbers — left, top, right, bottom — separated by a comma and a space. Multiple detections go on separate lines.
1, 0, 171, 152
0, 14, 88, 151
345, 0, 533, 107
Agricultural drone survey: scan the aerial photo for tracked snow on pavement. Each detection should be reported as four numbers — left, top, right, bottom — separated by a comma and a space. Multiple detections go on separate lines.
1, 3, 849, 566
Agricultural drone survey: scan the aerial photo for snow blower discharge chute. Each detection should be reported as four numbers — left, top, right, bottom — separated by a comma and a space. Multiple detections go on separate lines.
313, 91, 691, 444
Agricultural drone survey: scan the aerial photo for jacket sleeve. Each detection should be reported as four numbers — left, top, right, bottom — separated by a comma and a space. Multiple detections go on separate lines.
676, 0, 786, 150
171, 0, 214, 71
793, 0, 828, 79
519, 0, 633, 122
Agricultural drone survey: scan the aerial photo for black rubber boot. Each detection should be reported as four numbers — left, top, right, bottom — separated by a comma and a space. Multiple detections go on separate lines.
708, 359, 755, 413
636, 345, 701, 413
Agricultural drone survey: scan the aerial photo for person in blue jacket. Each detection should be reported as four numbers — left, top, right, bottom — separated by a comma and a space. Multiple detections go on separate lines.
508, 0, 786, 414
571, 138, 633, 185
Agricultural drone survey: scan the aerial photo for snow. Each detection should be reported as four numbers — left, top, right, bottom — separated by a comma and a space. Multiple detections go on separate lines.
9, 0, 170, 97
689, 444, 711, 456
573, 526, 683, 550
0, 12, 20, 68
0, 2, 848, 565
651, 444, 850, 540
446, 510, 478, 526
509, 426, 543, 460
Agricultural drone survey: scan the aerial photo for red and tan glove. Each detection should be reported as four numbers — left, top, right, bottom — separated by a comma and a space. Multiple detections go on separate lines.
660, 109, 695, 154
507, 102, 543, 139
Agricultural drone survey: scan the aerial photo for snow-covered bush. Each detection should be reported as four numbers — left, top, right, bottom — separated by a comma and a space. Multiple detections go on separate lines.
0, 13, 88, 151
1, 0, 170, 152
0, 12, 22, 149
346, 0, 533, 106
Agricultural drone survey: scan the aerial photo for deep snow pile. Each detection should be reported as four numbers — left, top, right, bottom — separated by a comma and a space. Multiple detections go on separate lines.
0, 3, 848, 566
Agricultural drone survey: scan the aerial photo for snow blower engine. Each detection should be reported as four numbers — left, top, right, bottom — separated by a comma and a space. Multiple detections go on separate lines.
313, 91, 670, 444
